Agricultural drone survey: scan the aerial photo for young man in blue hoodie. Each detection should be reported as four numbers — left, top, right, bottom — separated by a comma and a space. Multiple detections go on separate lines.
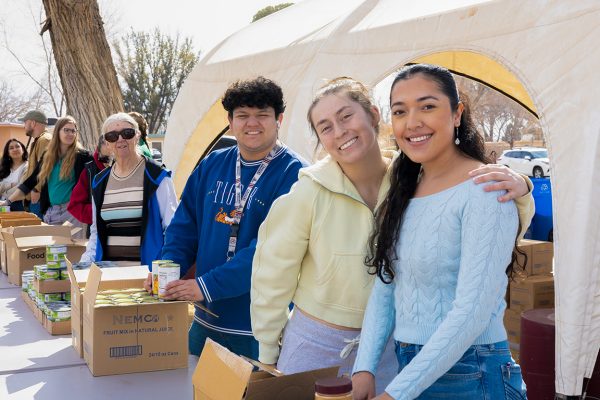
157, 77, 306, 358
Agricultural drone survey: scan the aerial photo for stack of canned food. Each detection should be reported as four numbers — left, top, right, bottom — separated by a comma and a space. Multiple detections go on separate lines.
36, 295, 71, 321
21, 270, 71, 322
44, 303, 71, 322
94, 288, 161, 307
22, 270, 35, 294
46, 244, 68, 271
22, 271, 38, 302
20, 248, 126, 324
33, 264, 69, 281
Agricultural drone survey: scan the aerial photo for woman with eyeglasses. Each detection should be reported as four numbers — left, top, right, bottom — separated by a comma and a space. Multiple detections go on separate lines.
1, 116, 92, 232
0, 139, 28, 211
80, 112, 178, 266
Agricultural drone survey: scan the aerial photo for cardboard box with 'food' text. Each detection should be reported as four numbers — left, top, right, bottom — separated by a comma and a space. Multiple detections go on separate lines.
0, 212, 41, 274
2, 224, 86, 286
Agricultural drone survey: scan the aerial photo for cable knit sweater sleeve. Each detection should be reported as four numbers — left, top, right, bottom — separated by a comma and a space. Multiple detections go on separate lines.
352, 277, 396, 376
361, 183, 518, 399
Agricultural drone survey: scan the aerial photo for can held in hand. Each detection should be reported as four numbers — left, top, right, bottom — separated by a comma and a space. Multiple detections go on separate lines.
158, 263, 180, 300
152, 260, 171, 297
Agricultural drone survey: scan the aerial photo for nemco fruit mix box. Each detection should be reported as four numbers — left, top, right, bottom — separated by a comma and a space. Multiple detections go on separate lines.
82, 264, 188, 376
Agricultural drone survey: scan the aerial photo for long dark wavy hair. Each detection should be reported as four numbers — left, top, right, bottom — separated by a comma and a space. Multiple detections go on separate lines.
0, 139, 28, 180
366, 64, 523, 283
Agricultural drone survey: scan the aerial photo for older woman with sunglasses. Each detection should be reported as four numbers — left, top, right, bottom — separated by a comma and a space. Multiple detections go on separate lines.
1, 116, 92, 232
80, 112, 178, 266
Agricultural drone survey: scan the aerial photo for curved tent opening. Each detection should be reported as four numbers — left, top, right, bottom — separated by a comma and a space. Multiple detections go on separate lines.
173, 100, 228, 195
411, 50, 538, 117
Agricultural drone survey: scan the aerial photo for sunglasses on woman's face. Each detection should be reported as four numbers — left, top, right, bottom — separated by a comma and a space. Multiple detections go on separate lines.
104, 128, 136, 143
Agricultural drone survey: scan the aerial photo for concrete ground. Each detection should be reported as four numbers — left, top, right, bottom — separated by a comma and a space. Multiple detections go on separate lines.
0, 272, 196, 400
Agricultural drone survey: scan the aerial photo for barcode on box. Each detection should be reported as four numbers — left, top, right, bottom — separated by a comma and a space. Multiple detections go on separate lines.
110, 345, 142, 358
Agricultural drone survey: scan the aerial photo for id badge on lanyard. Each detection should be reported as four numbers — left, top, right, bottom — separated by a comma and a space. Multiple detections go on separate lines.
226, 144, 280, 261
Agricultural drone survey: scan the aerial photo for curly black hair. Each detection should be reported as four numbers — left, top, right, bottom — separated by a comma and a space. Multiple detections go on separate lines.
221, 76, 286, 118
0, 138, 28, 180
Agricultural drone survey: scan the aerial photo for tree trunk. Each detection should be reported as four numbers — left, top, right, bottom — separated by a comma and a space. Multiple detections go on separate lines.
41, 0, 123, 149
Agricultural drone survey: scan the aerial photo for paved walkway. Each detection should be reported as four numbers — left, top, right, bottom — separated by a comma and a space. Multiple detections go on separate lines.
0, 273, 196, 400
0, 271, 399, 398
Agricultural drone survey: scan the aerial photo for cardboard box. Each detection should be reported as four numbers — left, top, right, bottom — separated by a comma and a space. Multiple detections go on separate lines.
21, 285, 71, 335
193, 338, 338, 400
43, 314, 71, 335
0, 212, 41, 274
34, 277, 70, 294
81, 264, 188, 376
0, 213, 41, 232
22, 291, 44, 324
510, 275, 555, 312
67, 260, 150, 358
515, 239, 553, 276
504, 308, 521, 344
21, 290, 35, 313
34, 301, 43, 323
2, 224, 86, 286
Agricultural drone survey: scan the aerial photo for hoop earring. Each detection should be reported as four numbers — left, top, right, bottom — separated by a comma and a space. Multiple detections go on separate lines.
454, 126, 460, 145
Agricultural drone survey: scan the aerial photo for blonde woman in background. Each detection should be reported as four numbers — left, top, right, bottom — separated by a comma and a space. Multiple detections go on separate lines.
2, 116, 92, 235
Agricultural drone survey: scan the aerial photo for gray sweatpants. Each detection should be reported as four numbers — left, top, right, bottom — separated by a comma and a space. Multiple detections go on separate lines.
43, 203, 86, 239
276, 309, 397, 393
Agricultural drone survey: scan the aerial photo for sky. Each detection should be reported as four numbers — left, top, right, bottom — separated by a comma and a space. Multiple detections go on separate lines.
0, 0, 284, 98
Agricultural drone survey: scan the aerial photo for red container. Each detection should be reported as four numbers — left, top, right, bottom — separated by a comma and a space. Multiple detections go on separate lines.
520, 308, 600, 399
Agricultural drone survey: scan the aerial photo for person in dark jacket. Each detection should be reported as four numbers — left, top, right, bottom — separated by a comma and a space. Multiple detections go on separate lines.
80, 112, 177, 266
0, 138, 28, 211
2, 116, 92, 235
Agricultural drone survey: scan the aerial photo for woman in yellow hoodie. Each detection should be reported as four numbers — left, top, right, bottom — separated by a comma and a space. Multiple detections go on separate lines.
250, 78, 534, 380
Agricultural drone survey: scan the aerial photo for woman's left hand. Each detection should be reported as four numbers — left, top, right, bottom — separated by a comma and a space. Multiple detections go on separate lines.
469, 164, 530, 202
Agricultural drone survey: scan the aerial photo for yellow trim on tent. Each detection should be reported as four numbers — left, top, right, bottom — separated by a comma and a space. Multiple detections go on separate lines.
413, 51, 537, 116
173, 101, 228, 196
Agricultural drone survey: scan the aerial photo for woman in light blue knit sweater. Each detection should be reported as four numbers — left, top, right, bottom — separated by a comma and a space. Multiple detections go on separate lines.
352, 64, 527, 399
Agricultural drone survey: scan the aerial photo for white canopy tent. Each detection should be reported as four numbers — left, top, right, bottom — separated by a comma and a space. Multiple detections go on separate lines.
165, 0, 600, 395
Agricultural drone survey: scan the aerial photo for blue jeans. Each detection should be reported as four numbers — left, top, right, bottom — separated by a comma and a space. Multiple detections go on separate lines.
395, 340, 527, 399
188, 320, 258, 359
28, 201, 42, 218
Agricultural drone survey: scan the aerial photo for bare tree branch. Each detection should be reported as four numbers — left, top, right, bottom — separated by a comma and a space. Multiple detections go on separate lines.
0, 80, 45, 121
1, 3, 66, 116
